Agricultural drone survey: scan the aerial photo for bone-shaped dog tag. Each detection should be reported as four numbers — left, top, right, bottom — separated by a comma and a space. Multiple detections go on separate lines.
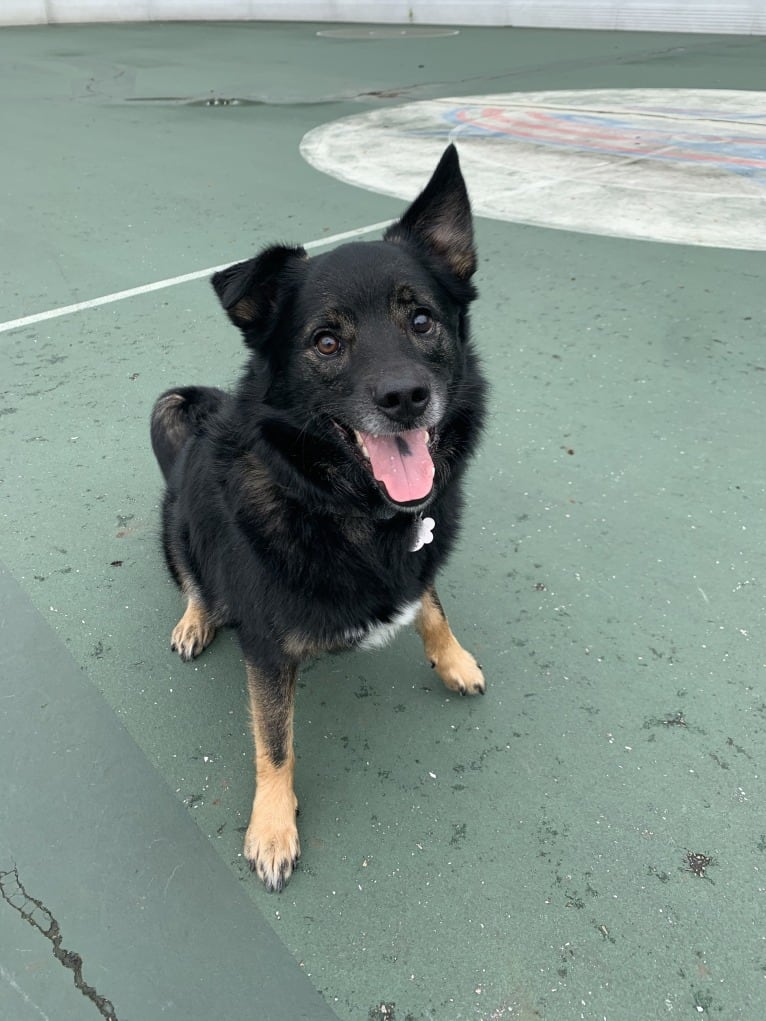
410, 516, 435, 552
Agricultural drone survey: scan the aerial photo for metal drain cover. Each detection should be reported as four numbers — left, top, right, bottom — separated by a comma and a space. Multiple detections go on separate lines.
124, 96, 263, 106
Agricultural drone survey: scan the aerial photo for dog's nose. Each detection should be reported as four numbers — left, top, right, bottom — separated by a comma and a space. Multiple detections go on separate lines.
374, 377, 431, 424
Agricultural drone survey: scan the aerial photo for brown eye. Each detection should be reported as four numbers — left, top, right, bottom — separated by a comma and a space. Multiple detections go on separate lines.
412, 310, 433, 334
315, 334, 341, 357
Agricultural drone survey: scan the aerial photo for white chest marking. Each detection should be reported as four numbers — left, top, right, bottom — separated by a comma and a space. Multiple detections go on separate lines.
346, 599, 421, 651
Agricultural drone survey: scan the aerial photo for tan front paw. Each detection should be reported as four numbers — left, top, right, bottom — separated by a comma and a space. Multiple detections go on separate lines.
244, 811, 300, 892
170, 606, 215, 661
431, 644, 486, 696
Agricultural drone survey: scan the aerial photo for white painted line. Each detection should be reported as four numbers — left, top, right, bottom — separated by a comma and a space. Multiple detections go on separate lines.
0, 218, 394, 336
0, 267, 230, 336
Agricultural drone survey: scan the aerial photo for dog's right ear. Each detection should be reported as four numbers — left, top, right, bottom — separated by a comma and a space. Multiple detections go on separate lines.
211, 245, 307, 339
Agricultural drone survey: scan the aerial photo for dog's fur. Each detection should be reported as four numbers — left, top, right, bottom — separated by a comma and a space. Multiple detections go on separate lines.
150, 145, 488, 891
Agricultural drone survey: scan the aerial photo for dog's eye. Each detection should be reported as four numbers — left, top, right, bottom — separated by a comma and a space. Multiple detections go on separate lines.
314, 334, 341, 357
412, 310, 433, 335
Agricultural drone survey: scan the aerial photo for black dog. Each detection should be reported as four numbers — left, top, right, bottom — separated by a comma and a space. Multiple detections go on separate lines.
150, 145, 487, 891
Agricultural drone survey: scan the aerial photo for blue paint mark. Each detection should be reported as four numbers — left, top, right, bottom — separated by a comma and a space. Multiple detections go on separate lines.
414, 105, 766, 183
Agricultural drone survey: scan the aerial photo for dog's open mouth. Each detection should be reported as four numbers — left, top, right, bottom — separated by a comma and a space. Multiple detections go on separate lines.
334, 423, 436, 505
356, 428, 436, 504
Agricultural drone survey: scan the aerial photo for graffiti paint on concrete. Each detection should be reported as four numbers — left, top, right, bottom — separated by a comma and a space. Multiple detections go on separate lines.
301, 90, 766, 249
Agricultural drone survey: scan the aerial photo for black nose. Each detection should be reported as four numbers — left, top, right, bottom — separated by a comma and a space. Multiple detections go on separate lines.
373, 376, 431, 424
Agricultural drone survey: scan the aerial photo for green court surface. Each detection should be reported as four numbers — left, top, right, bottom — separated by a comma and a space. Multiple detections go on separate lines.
2, 21, 765, 1021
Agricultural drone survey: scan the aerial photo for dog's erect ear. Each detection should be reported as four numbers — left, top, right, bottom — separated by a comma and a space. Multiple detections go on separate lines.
211, 245, 307, 336
384, 144, 475, 280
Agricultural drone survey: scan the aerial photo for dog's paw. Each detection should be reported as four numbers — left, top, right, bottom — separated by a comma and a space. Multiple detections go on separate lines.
170, 607, 215, 661
431, 644, 486, 696
244, 814, 301, 893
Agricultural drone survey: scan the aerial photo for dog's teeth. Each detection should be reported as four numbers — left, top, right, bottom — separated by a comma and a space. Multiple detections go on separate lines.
353, 430, 370, 459
424, 431, 430, 443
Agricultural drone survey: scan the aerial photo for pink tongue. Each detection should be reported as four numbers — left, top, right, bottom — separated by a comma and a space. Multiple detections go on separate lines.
359, 429, 435, 504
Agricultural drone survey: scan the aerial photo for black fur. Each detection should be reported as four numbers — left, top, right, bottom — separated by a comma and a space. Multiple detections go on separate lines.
150, 144, 488, 889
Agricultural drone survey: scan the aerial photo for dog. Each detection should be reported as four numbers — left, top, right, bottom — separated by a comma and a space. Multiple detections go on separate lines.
150, 144, 488, 891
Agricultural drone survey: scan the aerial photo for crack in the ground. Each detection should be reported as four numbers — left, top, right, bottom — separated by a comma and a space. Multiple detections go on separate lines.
0, 865, 119, 1020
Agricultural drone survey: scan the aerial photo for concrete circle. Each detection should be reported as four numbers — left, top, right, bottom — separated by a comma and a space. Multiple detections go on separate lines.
301, 90, 766, 249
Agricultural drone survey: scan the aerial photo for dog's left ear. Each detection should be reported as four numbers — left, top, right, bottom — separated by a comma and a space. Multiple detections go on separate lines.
384, 144, 475, 280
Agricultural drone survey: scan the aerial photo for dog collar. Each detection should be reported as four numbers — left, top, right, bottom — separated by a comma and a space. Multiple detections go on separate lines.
410, 515, 435, 552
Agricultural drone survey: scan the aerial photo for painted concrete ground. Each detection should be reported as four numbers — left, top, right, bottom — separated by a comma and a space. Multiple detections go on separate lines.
302, 88, 766, 249
2, 21, 766, 1021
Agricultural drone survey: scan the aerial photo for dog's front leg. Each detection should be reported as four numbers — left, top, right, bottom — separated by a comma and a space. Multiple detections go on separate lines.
416, 586, 486, 696
242, 656, 300, 891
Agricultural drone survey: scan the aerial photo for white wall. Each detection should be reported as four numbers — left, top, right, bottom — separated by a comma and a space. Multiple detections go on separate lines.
3, 1, 766, 34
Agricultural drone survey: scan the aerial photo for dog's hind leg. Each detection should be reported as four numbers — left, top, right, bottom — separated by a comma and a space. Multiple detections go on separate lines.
416, 587, 486, 696
242, 657, 300, 892
150, 386, 227, 481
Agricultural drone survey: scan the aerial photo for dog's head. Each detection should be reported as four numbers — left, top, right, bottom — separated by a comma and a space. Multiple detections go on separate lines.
212, 145, 484, 513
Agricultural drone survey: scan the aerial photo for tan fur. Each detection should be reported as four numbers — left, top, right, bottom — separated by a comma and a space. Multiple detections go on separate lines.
242, 454, 282, 524
243, 664, 300, 891
416, 588, 485, 695
170, 594, 215, 661
282, 631, 322, 661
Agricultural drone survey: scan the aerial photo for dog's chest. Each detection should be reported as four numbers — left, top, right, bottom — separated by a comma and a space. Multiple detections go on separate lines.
343, 599, 421, 651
